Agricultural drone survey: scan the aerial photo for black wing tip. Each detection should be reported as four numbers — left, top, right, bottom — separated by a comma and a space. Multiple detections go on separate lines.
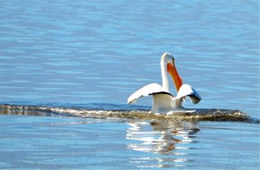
149, 91, 174, 97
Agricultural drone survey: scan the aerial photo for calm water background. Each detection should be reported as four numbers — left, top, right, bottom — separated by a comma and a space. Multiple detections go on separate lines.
0, 0, 259, 169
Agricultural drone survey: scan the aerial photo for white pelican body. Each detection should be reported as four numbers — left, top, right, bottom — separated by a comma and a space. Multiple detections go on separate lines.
127, 53, 201, 114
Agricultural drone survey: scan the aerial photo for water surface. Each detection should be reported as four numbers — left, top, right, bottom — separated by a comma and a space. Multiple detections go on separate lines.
0, 0, 259, 169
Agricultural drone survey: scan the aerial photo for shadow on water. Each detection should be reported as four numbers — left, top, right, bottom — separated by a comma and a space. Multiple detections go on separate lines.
0, 104, 258, 123
127, 120, 199, 168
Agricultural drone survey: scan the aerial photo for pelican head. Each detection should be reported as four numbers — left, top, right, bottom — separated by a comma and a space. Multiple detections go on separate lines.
160, 53, 183, 92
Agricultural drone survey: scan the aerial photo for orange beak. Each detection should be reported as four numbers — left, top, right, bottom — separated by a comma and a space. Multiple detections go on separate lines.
167, 62, 182, 92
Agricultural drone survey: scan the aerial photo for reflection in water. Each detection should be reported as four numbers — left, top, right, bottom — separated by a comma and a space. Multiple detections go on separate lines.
126, 120, 199, 168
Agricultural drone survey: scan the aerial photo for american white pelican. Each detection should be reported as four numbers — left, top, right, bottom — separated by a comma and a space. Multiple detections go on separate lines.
127, 53, 201, 114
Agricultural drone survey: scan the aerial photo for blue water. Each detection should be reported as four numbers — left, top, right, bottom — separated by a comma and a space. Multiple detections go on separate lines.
0, 0, 259, 169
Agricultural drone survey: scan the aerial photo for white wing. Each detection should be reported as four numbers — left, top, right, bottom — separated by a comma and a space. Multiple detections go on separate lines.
127, 83, 166, 104
175, 84, 202, 104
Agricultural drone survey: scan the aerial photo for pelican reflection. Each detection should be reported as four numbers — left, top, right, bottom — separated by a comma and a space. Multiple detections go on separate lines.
126, 120, 199, 168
